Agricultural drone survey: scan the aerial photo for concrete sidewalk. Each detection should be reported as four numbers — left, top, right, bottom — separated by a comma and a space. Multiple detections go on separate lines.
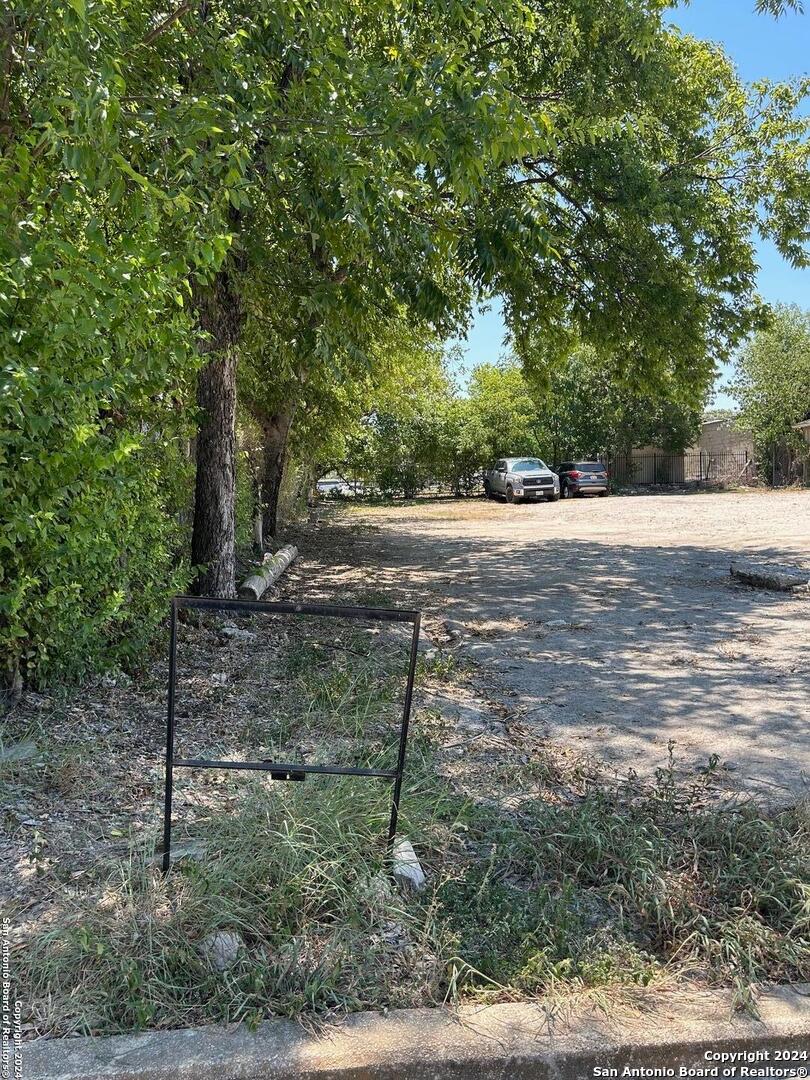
23, 983, 810, 1080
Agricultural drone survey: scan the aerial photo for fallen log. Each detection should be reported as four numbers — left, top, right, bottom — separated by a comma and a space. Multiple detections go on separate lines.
238, 544, 298, 601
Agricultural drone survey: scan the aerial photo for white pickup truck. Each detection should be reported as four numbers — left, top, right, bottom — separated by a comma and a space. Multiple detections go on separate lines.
484, 457, 560, 503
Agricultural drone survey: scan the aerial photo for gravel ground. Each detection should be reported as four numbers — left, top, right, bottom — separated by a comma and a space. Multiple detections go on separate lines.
3, 488, 808, 1033
289, 490, 810, 803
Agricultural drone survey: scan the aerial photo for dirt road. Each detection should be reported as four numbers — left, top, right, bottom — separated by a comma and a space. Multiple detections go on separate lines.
289, 491, 810, 802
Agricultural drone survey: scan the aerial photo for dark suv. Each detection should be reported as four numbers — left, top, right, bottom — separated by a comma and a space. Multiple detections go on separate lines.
556, 461, 609, 498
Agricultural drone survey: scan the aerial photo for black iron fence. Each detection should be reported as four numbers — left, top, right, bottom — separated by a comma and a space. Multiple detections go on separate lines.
604, 450, 754, 487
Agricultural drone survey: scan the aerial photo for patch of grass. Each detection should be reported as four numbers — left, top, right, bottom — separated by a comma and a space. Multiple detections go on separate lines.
16, 736, 809, 1036
272, 625, 408, 763
351, 588, 396, 608
17, 770, 446, 1037
418, 650, 469, 681
435, 759, 809, 1009
14, 628, 809, 1040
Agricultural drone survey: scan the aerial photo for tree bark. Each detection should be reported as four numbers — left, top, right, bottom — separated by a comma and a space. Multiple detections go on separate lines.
259, 406, 295, 539
191, 271, 243, 596
251, 469, 264, 554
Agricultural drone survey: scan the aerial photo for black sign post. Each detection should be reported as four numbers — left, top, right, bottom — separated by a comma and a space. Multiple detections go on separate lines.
162, 595, 421, 874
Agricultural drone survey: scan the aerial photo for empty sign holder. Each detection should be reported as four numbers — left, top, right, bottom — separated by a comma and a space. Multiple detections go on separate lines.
161, 595, 421, 873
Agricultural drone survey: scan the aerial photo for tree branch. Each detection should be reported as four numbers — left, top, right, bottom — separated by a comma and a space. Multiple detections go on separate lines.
144, 2, 193, 45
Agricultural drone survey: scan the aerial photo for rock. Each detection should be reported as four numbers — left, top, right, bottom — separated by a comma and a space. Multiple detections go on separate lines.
151, 840, 206, 866
392, 838, 426, 892
0, 740, 39, 763
730, 560, 810, 592
219, 625, 257, 643
455, 703, 489, 733
361, 872, 395, 911
199, 930, 244, 972
101, 671, 132, 689
417, 634, 439, 662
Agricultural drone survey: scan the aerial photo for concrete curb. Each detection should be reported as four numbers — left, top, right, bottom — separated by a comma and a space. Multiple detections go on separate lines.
23, 984, 810, 1080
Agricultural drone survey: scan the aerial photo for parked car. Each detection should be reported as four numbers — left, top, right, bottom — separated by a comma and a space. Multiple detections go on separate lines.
555, 461, 609, 498
316, 476, 353, 497
484, 457, 560, 503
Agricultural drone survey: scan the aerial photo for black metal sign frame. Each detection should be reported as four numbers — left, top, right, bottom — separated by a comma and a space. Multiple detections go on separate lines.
162, 595, 421, 873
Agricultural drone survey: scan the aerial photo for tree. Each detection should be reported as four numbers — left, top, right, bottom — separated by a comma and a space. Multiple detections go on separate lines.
340, 337, 457, 497
3, 0, 810, 686
728, 304, 810, 475
155, 0, 809, 588
546, 348, 702, 459
461, 364, 545, 465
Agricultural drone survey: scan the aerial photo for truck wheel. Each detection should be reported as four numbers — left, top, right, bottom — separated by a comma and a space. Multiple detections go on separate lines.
505, 485, 515, 503
546, 492, 560, 502
599, 490, 608, 497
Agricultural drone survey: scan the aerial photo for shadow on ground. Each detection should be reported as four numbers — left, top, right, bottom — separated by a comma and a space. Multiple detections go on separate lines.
288, 509, 810, 801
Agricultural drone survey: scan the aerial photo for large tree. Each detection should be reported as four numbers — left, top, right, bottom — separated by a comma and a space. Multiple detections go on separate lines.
545, 347, 703, 460
3, 0, 810, 684
728, 304, 810, 472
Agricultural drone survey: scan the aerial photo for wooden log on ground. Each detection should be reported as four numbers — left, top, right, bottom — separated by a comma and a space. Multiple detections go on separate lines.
239, 544, 298, 600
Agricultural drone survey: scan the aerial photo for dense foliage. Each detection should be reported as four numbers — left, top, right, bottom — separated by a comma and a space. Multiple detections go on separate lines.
337, 349, 703, 496
728, 304, 810, 476
2, 1, 809, 686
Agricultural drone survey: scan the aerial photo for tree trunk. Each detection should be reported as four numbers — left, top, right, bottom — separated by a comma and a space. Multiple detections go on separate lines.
259, 407, 295, 539
191, 271, 243, 596
251, 470, 264, 554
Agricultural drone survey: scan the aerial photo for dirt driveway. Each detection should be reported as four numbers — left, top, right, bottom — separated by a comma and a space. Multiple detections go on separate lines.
290, 491, 810, 802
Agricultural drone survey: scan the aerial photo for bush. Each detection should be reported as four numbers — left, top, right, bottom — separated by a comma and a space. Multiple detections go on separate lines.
0, 199, 198, 686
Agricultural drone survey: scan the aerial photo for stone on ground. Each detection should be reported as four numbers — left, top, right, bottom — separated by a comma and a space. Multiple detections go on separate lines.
392, 838, 427, 892
219, 625, 257, 643
730, 560, 810, 592
0, 740, 39, 763
199, 930, 244, 972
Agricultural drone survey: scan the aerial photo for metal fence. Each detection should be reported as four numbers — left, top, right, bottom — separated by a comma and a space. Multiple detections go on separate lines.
605, 451, 754, 487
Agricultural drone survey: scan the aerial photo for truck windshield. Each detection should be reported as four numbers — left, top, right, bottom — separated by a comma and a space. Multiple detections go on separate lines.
512, 459, 546, 472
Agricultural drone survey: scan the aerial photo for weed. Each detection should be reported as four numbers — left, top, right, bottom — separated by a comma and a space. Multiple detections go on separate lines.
17, 775, 440, 1037
12, 639, 809, 1038
16, 736, 809, 1035
433, 763, 809, 1003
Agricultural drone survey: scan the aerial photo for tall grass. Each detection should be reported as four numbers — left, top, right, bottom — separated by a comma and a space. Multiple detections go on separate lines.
14, 652, 809, 1036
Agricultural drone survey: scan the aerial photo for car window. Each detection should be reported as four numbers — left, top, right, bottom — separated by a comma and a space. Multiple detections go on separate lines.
576, 462, 605, 472
496, 460, 505, 470
511, 458, 547, 472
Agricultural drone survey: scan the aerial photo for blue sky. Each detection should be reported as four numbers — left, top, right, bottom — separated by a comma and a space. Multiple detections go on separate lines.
449, 1, 809, 408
